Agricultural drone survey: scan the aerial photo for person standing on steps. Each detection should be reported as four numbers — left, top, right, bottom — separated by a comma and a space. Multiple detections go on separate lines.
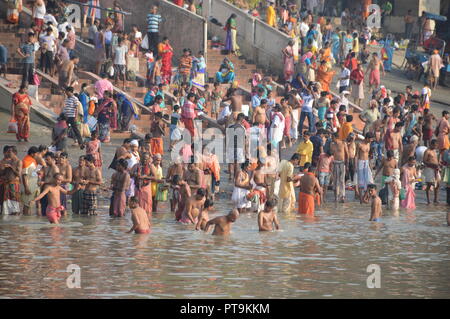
62, 87, 85, 150
224, 14, 240, 57
17, 33, 36, 87
147, 5, 163, 58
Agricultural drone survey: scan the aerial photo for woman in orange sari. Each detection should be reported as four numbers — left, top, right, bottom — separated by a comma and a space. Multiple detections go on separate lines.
316, 60, 335, 92
11, 85, 32, 142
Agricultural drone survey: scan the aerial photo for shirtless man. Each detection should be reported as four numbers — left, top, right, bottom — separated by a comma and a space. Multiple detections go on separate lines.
57, 152, 72, 215
222, 88, 242, 121
0, 146, 22, 215
423, 139, 441, 205
32, 173, 79, 224
368, 184, 382, 222
330, 132, 348, 202
167, 159, 185, 212
366, 52, 385, 92
173, 175, 192, 221
59, 56, 79, 90
250, 160, 268, 213
178, 187, 205, 224
423, 109, 437, 147
298, 163, 322, 216
385, 122, 403, 161
204, 209, 239, 236
258, 199, 280, 231
126, 196, 151, 234
39, 152, 60, 216
110, 159, 131, 217
82, 154, 103, 215
356, 132, 374, 203
72, 156, 88, 214
183, 162, 202, 193
401, 135, 419, 167
195, 199, 213, 231
252, 97, 267, 127
374, 150, 398, 189
110, 139, 132, 169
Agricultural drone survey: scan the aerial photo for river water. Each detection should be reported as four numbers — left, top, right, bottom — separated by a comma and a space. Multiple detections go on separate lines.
0, 112, 449, 298
0, 198, 449, 299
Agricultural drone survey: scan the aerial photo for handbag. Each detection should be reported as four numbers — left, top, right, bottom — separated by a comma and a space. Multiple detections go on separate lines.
87, 115, 98, 131
7, 119, 18, 134
141, 34, 149, 50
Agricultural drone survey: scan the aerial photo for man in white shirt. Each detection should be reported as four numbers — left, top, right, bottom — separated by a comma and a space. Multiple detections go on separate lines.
113, 38, 128, 89
299, 18, 310, 43
39, 27, 57, 74
338, 62, 350, 93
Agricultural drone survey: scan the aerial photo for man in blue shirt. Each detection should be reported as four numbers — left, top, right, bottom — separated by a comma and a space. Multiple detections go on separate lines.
17, 33, 36, 86
147, 5, 163, 57
115, 93, 136, 132
251, 87, 264, 111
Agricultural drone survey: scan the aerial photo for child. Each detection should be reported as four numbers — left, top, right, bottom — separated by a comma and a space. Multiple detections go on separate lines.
32, 173, 79, 224
170, 105, 181, 151
368, 184, 382, 222
317, 150, 334, 203
51, 114, 68, 152
211, 82, 223, 119
150, 112, 167, 155
257, 199, 280, 231
126, 196, 151, 234
195, 198, 213, 231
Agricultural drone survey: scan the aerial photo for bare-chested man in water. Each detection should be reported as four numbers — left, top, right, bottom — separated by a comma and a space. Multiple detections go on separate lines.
195, 199, 213, 231
126, 196, 151, 234
204, 209, 239, 236
356, 132, 374, 204
258, 199, 280, 231
39, 152, 60, 216
72, 156, 88, 214
180, 188, 206, 224
183, 162, 202, 193
374, 150, 398, 188
57, 152, 72, 215
423, 139, 441, 205
367, 184, 382, 222
252, 97, 266, 127
330, 132, 348, 202
82, 154, 103, 215
32, 173, 79, 224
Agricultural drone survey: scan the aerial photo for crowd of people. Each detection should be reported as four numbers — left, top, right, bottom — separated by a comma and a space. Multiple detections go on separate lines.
1, 1, 450, 235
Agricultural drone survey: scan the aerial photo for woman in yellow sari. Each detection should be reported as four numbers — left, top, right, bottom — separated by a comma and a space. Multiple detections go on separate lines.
266, 2, 277, 27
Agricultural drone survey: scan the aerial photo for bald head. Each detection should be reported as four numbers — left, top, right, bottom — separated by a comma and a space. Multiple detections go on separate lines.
227, 209, 239, 222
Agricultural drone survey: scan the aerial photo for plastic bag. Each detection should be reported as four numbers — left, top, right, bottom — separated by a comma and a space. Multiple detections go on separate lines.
7, 119, 18, 134
32, 72, 41, 86
81, 123, 91, 138
156, 184, 168, 202
141, 34, 149, 50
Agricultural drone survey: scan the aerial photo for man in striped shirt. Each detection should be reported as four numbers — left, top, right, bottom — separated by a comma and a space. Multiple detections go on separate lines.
147, 5, 163, 57
62, 87, 85, 150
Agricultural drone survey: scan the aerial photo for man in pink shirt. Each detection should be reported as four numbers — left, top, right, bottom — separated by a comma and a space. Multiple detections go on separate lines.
95, 74, 114, 100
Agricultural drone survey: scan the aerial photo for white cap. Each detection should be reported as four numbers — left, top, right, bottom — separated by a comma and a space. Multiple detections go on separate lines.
130, 140, 139, 146
342, 90, 350, 95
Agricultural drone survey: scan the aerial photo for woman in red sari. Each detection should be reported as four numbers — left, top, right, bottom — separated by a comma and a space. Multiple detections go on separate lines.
132, 152, 154, 218
11, 85, 32, 142
159, 37, 173, 85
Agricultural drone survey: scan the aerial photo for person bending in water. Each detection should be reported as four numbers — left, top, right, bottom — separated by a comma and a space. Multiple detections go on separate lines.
204, 209, 239, 236
126, 196, 151, 234
180, 188, 206, 224
368, 184, 382, 222
195, 198, 213, 231
258, 198, 280, 231
32, 173, 79, 224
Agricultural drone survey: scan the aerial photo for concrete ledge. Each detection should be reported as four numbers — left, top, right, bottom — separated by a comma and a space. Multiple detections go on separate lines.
0, 78, 57, 126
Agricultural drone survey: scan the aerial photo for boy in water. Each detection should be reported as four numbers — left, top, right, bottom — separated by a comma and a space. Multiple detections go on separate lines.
32, 173, 79, 224
257, 199, 280, 231
126, 196, 151, 234
368, 184, 382, 222
195, 198, 213, 231
204, 209, 239, 236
